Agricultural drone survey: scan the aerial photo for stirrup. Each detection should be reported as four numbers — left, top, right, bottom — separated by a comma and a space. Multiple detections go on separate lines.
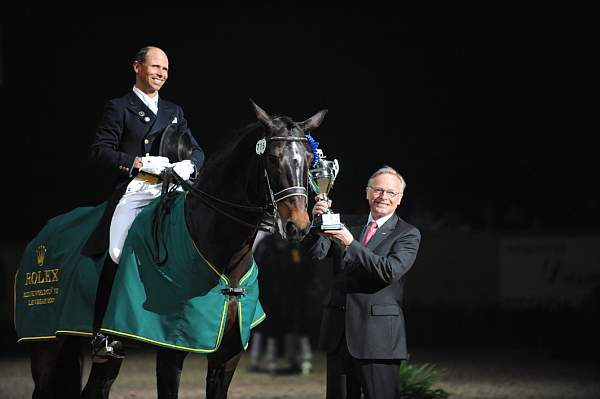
91, 333, 125, 362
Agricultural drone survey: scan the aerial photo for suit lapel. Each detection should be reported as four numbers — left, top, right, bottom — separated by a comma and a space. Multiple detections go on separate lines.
350, 216, 368, 243
366, 214, 399, 250
126, 92, 155, 134
146, 99, 174, 139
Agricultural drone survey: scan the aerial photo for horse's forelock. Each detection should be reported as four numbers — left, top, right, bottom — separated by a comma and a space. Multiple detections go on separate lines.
269, 115, 304, 137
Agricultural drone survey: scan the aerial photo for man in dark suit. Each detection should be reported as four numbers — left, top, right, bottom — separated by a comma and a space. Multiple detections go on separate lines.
306, 166, 420, 398
83, 46, 205, 360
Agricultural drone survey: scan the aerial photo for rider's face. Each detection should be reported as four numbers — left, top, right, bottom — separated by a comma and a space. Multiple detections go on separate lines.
134, 48, 169, 96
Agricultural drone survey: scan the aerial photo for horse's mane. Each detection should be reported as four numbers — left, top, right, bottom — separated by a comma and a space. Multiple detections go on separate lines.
199, 115, 300, 174
202, 121, 263, 171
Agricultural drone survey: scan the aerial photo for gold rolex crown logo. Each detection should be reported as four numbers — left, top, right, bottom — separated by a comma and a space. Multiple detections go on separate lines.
36, 245, 47, 267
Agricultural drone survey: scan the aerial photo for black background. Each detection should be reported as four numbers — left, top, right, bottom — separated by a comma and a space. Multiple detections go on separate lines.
1, 5, 596, 240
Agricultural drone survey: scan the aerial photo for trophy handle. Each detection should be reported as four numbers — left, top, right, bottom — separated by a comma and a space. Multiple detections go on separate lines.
332, 159, 339, 180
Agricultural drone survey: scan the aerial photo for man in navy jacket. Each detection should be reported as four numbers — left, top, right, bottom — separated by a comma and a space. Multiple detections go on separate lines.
83, 46, 204, 360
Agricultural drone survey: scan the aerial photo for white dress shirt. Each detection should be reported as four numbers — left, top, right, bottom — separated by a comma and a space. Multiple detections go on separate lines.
367, 212, 394, 228
132, 85, 159, 115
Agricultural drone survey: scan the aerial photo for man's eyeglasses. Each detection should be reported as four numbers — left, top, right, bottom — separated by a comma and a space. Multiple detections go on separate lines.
367, 186, 402, 198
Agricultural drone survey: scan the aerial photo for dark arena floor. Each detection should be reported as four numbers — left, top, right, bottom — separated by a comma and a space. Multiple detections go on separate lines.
1, 346, 599, 399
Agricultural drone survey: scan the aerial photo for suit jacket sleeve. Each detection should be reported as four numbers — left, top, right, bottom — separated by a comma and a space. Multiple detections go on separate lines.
303, 232, 333, 261
344, 227, 420, 284
90, 99, 136, 175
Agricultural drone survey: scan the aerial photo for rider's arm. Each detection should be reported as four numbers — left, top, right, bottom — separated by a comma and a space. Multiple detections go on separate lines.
90, 99, 138, 176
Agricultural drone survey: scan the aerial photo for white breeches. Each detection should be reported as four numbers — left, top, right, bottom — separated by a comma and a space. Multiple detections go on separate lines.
108, 178, 163, 263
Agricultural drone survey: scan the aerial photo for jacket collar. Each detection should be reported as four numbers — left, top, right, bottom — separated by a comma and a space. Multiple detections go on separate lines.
353, 213, 399, 250
147, 98, 175, 138
125, 91, 175, 138
368, 213, 398, 249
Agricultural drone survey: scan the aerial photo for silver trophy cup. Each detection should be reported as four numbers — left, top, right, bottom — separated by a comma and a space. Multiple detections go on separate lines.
309, 149, 343, 230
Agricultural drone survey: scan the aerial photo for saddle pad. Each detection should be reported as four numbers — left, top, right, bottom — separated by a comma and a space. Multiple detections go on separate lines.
101, 192, 265, 353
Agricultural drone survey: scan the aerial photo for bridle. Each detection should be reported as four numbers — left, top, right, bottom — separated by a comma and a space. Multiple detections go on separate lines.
166, 133, 310, 238
258, 135, 310, 237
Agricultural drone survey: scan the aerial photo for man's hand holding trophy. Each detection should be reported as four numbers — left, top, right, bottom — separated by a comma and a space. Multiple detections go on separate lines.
308, 147, 356, 247
309, 149, 343, 231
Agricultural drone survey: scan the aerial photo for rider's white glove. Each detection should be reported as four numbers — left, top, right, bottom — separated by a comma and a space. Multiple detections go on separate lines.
139, 156, 172, 176
172, 160, 195, 181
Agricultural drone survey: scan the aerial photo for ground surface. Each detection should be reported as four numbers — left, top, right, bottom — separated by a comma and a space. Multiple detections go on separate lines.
1, 346, 599, 398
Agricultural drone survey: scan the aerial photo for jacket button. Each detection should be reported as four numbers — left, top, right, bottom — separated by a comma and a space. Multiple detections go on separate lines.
144, 139, 149, 145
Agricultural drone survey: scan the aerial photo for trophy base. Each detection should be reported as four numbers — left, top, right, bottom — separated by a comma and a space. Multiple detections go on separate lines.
311, 213, 344, 231
318, 224, 344, 231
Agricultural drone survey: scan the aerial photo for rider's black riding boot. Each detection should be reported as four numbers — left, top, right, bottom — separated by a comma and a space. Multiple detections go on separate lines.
81, 357, 123, 399
91, 256, 125, 360
156, 347, 188, 399
206, 367, 236, 399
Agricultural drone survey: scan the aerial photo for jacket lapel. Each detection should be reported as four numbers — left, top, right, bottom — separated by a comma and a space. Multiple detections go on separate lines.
146, 100, 174, 139
126, 92, 155, 134
366, 214, 399, 250
350, 216, 368, 243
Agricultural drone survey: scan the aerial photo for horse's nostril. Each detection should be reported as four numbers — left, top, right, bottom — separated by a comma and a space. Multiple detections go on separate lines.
285, 221, 299, 237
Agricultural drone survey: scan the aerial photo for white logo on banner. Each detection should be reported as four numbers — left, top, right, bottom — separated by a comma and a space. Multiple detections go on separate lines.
499, 237, 600, 307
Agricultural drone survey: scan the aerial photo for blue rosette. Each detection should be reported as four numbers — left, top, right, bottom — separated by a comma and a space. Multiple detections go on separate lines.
305, 132, 320, 167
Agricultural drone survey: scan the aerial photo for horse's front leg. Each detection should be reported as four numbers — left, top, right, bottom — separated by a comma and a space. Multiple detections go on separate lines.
30, 341, 60, 399
156, 347, 189, 399
30, 336, 83, 399
206, 323, 243, 399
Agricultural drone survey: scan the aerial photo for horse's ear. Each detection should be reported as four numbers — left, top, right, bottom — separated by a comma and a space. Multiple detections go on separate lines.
250, 98, 275, 129
299, 109, 328, 132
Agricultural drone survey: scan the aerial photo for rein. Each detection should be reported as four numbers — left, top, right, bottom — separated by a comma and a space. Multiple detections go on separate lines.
163, 135, 309, 233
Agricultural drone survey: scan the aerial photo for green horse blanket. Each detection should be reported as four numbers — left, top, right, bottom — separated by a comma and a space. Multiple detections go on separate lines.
14, 204, 107, 342
101, 192, 265, 352
15, 192, 265, 353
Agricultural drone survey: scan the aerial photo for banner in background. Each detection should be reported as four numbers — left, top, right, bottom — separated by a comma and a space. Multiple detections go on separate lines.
499, 237, 600, 307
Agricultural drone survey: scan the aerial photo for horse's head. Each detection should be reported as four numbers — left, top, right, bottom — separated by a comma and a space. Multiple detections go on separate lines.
251, 100, 327, 242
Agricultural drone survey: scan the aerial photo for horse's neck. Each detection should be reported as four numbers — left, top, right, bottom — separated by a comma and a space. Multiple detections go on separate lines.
185, 141, 263, 283
185, 197, 257, 284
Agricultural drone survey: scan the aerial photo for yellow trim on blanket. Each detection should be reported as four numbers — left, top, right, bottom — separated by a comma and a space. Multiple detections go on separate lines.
17, 329, 94, 343
239, 262, 255, 285
250, 312, 266, 328
243, 309, 266, 350
100, 299, 230, 353
214, 299, 229, 349
56, 330, 93, 337
183, 193, 230, 285
13, 268, 18, 331
17, 335, 57, 342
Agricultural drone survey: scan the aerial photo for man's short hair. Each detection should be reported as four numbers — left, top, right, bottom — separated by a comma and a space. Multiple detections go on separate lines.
368, 166, 406, 192
134, 46, 154, 64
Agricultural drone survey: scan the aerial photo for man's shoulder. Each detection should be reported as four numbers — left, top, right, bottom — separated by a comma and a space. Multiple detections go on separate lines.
158, 97, 182, 110
394, 216, 421, 238
105, 92, 135, 106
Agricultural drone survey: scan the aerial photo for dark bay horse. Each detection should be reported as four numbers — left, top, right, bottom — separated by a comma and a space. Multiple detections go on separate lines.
47, 101, 325, 399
